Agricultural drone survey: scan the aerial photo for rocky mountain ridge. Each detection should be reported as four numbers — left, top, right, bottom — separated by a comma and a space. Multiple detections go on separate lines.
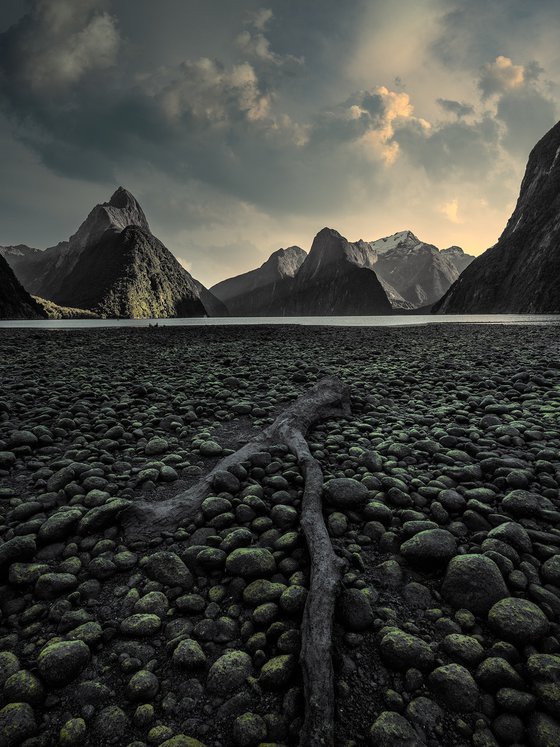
212, 229, 475, 314
2, 188, 225, 319
211, 246, 306, 316
434, 120, 560, 313
0, 254, 46, 319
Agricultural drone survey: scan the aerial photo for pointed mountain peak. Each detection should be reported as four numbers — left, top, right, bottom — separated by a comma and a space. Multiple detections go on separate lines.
108, 186, 140, 209
315, 227, 343, 242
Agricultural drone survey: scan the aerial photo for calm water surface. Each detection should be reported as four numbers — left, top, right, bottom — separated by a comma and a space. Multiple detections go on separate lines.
0, 315, 559, 329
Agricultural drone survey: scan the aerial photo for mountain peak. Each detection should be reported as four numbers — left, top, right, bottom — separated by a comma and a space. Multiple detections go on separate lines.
315, 227, 343, 241
108, 186, 140, 209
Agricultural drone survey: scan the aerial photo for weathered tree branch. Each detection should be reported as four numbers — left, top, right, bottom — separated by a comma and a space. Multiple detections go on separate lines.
119, 376, 351, 747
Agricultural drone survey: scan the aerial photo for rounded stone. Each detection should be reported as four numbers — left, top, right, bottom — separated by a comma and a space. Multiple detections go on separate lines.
527, 712, 560, 747
428, 664, 479, 713
200, 440, 223, 457
242, 580, 286, 607
259, 654, 296, 690
3, 670, 44, 705
441, 554, 508, 615
542, 556, 560, 586
400, 529, 456, 566
0, 702, 36, 746
380, 630, 435, 671
145, 437, 168, 456
160, 737, 207, 747
368, 711, 419, 746
279, 585, 308, 615
441, 634, 484, 666
173, 640, 207, 669
126, 670, 159, 701
225, 548, 276, 578
527, 654, 560, 717
324, 478, 369, 509
0, 652, 20, 688
59, 717, 87, 746
501, 490, 541, 517
143, 551, 193, 588
488, 598, 549, 644
232, 712, 267, 747
120, 613, 162, 637
207, 651, 252, 694
92, 705, 129, 741
37, 640, 90, 687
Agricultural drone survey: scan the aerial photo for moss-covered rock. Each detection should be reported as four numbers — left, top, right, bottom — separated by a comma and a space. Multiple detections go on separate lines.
225, 548, 276, 578
37, 640, 90, 687
488, 598, 549, 644
259, 655, 296, 690
0, 702, 37, 747
207, 651, 252, 694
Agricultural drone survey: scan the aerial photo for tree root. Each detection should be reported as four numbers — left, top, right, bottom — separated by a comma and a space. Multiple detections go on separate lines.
120, 375, 351, 747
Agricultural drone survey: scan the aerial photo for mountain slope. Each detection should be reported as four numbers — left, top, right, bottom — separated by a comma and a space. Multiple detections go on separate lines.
211, 246, 306, 315
440, 246, 474, 274
2, 188, 225, 318
284, 228, 392, 315
434, 121, 560, 313
0, 254, 46, 319
358, 231, 475, 308
51, 225, 207, 318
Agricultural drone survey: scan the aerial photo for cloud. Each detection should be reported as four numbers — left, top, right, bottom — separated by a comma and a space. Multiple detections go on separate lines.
497, 87, 557, 155
478, 55, 526, 100
236, 8, 304, 73
310, 86, 429, 164
158, 58, 272, 126
0, 0, 120, 91
476, 56, 557, 156
394, 114, 501, 180
437, 98, 475, 118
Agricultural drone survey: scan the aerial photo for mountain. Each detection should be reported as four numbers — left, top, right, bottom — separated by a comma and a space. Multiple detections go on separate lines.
1, 187, 226, 318
0, 244, 42, 274
211, 227, 474, 315
434, 121, 560, 313
358, 231, 475, 308
211, 246, 306, 315
0, 254, 46, 319
440, 246, 474, 274
48, 222, 208, 319
283, 228, 392, 315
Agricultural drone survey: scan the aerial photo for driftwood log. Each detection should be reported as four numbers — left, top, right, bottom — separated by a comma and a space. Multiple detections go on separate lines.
120, 376, 351, 746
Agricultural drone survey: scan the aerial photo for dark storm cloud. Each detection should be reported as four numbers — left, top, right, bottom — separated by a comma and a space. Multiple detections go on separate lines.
394, 115, 501, 180
431, 0, 560, 71
496, 88, 557, 156
0, 0, 377, 215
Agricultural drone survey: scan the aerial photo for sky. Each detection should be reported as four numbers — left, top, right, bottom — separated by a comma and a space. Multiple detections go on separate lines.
0, 0, 559, 287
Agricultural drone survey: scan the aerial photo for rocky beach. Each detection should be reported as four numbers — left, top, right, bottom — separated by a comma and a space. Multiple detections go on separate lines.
1, 323, 560, 747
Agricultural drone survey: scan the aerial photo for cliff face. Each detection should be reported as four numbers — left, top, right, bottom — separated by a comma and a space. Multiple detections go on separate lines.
374, 243, 461, 307
211, 246, 306, 316
358, 232, 474, 308
0, 254, 46, 319
5, 188, 150, 300
2, 188, 225, 318
434, 121, 560, 313
284, 228, 392, 315
52, 225, 207, 319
